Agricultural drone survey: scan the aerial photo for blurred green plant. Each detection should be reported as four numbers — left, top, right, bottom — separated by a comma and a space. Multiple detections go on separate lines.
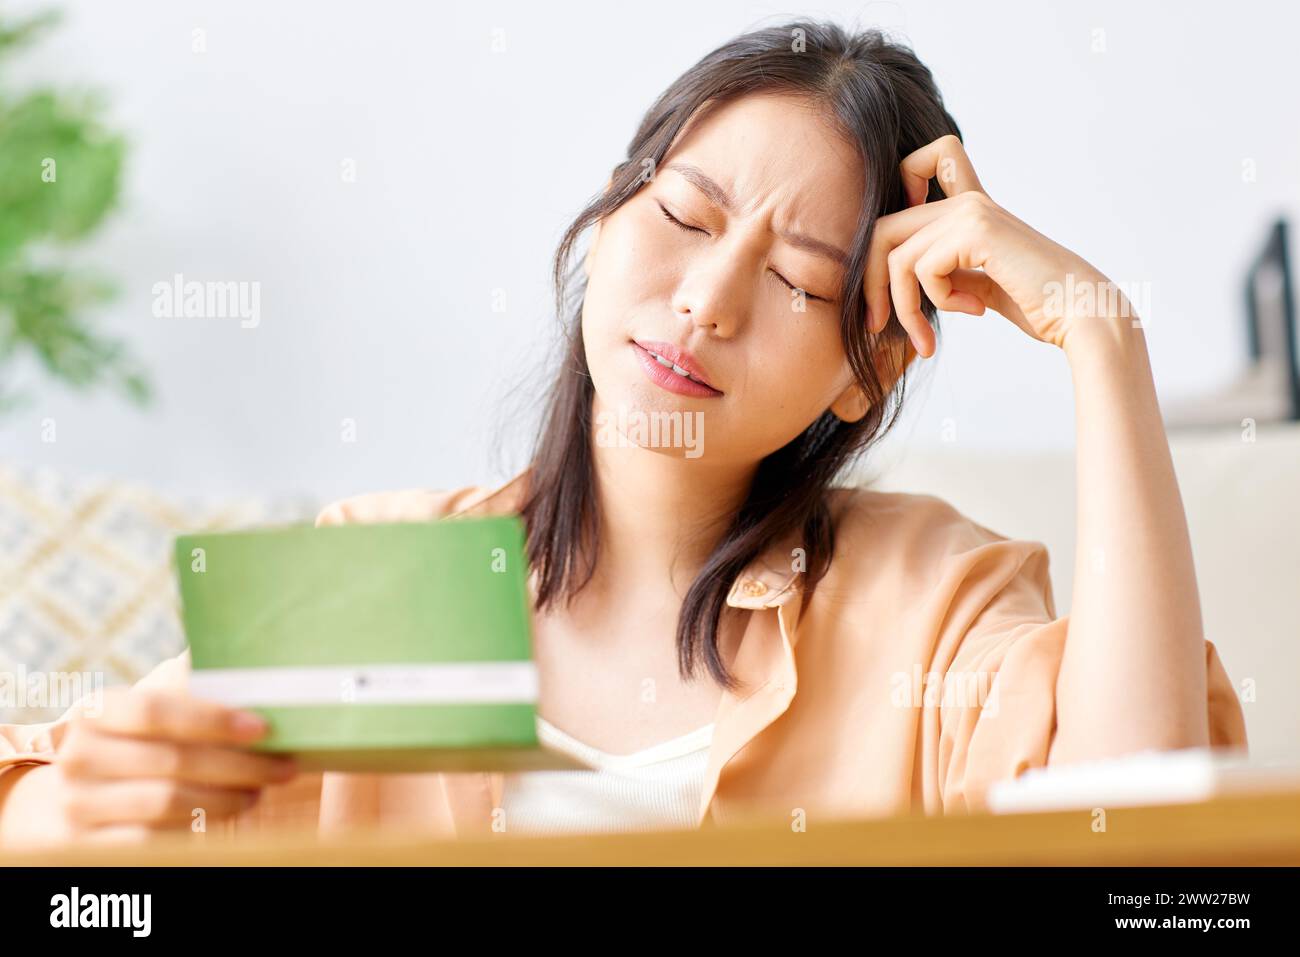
0, 9, 148, 415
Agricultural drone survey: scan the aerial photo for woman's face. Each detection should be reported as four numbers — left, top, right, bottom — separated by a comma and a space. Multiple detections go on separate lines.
581, 92, 870, 466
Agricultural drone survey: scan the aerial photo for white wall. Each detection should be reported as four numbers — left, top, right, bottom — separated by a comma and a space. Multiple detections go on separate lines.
3, 0, 1298, 499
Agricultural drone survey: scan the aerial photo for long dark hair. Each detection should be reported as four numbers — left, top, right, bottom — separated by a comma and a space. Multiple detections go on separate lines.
521, 20, 961, 692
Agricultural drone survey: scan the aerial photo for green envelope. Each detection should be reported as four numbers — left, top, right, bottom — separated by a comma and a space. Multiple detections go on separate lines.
174, 516, 588, 772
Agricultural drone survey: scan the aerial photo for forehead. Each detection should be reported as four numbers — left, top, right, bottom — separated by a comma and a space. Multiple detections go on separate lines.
660, 93, 864, 235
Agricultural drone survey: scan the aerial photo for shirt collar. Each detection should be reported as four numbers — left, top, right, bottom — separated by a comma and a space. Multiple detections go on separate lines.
446, 467, 804, 611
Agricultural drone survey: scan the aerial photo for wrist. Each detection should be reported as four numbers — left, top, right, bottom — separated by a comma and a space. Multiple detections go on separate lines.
1061, 309, 1148, 367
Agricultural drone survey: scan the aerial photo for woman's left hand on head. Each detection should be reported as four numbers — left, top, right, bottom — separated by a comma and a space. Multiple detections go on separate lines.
863, 134, 1127, 358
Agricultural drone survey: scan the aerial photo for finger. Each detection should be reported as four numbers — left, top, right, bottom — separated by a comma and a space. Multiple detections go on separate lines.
907, 218, 993, 313
886, 240, 931, 357
947, 268, 996, 300
866, 196, 993, 331
913, 237, 987, 318
97, 690, 270, 748
880, 189, 1010, 334
947, 268, 1008, 315
900, 133, 985, 206
886, 214, 979, 356
946, 267, 1024, 323
64, 733, 296, 789
864, 199, 955, 334
886, 214, 998, 356
66, 779, 258, 829
945, 262, 1037, 338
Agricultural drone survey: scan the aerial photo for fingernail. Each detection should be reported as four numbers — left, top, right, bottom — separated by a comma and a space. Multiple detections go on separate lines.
231, 711, 268, 738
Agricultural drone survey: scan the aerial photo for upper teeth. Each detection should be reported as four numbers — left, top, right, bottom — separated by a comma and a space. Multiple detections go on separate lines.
650, 352, 698, 381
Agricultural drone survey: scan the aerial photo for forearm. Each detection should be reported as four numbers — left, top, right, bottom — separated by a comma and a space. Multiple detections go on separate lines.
1049, 310, 1210, 764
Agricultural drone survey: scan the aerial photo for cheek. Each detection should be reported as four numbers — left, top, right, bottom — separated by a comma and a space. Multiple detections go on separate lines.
724, 319, 849, 461
579, 218, 656, 395
585, 213, 673, 321
748, 314, 850, 413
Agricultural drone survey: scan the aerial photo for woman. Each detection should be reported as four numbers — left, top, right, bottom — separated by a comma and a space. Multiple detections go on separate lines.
0, 21, 1247, 845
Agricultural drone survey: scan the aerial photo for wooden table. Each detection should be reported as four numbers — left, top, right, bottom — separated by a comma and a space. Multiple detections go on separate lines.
4, 788, 1299, 866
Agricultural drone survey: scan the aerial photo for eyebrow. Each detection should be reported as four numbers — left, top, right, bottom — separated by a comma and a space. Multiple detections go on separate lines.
663, 162, 849, 268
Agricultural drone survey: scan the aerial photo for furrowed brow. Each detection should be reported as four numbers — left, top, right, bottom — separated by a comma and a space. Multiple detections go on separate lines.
664, 162, 737, 214
663, 162, 848, 268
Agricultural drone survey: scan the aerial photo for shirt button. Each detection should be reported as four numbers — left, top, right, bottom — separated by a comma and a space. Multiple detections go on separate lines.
741, 579, 768, 598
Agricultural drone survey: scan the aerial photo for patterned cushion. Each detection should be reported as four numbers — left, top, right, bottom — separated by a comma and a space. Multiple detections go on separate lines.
0, 464, 319, 724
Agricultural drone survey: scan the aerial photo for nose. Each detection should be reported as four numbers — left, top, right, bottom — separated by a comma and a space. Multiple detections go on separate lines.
669, 241, 753, 339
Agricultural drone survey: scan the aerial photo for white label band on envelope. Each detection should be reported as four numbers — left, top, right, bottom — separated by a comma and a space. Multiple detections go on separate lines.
188, 662, 539, 707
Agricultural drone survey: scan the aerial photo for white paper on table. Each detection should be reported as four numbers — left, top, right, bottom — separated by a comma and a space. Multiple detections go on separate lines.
985, 746, 1300, 813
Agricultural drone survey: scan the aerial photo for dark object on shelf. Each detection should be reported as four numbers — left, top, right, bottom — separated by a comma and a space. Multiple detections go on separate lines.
1163, 217, 1299, 429
1245, 219, 1299, 420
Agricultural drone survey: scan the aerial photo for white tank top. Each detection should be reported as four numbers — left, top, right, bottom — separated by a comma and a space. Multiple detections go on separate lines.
498, 716, 715, 835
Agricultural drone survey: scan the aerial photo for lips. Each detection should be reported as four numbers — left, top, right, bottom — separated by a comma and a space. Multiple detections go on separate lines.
631, 340, 723, 398
629, 338, 722, 395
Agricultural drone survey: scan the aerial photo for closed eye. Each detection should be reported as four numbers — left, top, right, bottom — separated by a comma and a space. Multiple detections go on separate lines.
769, 270, 829, 303
658, 201, 830, 304
658, 201, 708, 235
